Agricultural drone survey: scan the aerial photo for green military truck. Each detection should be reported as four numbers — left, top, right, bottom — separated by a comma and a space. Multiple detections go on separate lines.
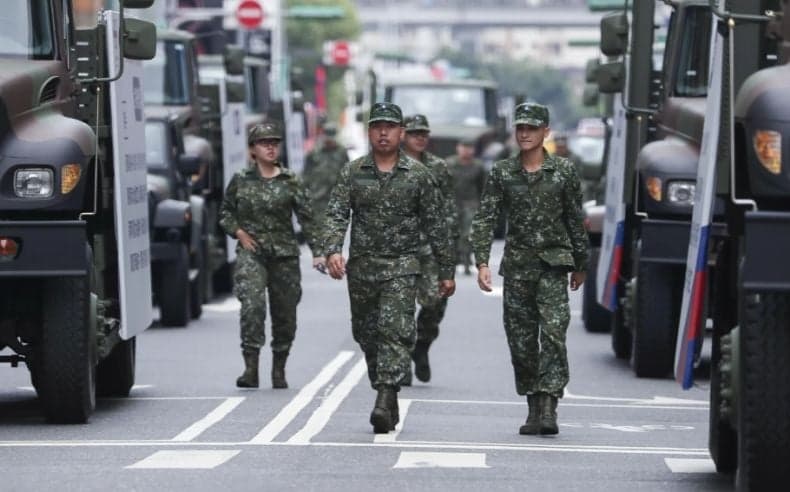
593, 0, 713, 377
0, 0, 156, 423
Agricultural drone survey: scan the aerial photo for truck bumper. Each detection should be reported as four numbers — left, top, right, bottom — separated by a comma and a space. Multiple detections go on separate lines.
0, 220, 88, 277
741, 211, 790, 291
640, 219, 691, 266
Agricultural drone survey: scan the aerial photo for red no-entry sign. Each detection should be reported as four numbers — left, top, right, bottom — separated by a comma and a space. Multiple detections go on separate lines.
236, 0, 264, 30
332, 41, 350, 66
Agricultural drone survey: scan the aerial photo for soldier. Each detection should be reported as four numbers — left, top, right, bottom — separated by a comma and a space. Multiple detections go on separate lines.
219, 122, 325, 390
324, 103, 456, 434
471, 103, 588, 435
400, 114, 457, 385
303, 122, 350, 219
446, 138, 487, 275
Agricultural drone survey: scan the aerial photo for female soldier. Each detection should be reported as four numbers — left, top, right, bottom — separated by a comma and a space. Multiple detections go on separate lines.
220, 122, 324, 389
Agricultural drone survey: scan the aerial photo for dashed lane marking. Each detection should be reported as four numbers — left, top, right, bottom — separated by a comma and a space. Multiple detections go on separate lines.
171, 397, 245, 442
393, 451, 489, 469
664, 458, 717, 473
126, 450, 240, 469
248, 350, 355, 444
406, 398, 707, 411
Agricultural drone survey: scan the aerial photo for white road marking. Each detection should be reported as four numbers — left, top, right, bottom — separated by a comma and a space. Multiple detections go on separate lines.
248, 350, 355, 444
171, 397, 245, 442
565, 389, 707, 406
406, 398, 707, 411
374, 399, 413, 444
203, 297, 241, 313
393, 451, 489, 469
287, 357, 367, 444
126, 450, 240, 469
664, 458, 717, 473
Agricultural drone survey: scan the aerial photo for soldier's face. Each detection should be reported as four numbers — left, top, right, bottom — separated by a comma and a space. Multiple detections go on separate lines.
457, 143, 475, 161
251, 139, 281, 164
368, 121, 403, 154
516, 124, 550, 153
403, 131, 429, 154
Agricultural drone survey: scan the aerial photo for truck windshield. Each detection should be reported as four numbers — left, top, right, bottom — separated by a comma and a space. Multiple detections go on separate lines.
674, 7, 712, 97
389, 86, 488, 127
0, 0, 55, 59
145, 121, 169, 170
144, 41, 190, 105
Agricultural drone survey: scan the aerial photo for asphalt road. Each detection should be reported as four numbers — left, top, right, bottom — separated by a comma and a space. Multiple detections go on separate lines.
0, 242, 733, 491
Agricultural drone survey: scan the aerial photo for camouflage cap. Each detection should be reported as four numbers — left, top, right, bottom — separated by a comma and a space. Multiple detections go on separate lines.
368, 102, 403, 125
248, 121, 283, 145
514, 102, 550, 127
404, 114, 430, 132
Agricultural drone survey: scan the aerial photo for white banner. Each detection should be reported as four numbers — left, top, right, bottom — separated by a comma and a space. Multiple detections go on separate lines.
675, 21, 723, 388
220, 88, 247, 262
105, 11, 153, 339
596, 96, 628, 311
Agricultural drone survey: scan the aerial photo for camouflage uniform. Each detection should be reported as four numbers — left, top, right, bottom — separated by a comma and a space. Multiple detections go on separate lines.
471, 106, 588, 400
323, 152, 454, 391
446, 153, 487, 270
302, 137, 349, 219
219, 165, 321, 356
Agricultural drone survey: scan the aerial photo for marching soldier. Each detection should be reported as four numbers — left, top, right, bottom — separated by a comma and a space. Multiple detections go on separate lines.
303, 122, 349, 219
471, 103, 588, 435
219, 122, 325, 390
446, 138, 487, 275
323, 103, 456, 434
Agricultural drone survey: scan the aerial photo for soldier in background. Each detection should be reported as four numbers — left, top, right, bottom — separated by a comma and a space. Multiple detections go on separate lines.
471, 103, 588, 436
303, 122, 350, 220
323, 103, 456, 434
446, 138, 487, 275
401, 115, 457, 385
219, 122, 325, 390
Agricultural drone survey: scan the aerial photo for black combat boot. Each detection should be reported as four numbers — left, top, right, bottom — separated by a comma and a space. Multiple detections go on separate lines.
370, 387, 394, 434
388, 389, 400, 431
236, 350, 259, 388
271, 351, 288, 389
539, 393, 559, 435
519, 394, 541, 435
413, 340, 431, 383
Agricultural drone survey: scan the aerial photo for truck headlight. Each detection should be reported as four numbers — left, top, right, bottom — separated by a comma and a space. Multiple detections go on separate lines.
667, 181, 696, 205
753, 130, 781, 175
14, 168, 53, 198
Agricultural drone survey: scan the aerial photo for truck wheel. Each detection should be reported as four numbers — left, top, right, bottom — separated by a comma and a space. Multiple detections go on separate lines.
96, 337, 136, 397
189, 239, 206, 320
736, 292, 790, 490
631, 261, 680, 378
213, 261, 233, 294
583, 248, 611, 333
38, 276, 96, 424
611, 282, 631, 359
159, 244, 190, 327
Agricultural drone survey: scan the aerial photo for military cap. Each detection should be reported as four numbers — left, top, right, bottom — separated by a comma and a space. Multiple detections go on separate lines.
514, 102, 550, 127
368, 102, 403, 125
248, 121, 283, 145
404, 114, 430, 132
459, 137, 476, 146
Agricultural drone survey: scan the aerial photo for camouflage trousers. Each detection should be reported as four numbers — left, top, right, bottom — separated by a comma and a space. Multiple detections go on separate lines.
502, 267, 570, 398
416, 254, 447, 345
456, 205, 477, 267
348, 273, 418, 390
233, 250, 302, 354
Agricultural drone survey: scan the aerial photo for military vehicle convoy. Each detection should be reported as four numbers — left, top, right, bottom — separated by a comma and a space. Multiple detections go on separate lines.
0, 0, 156, 422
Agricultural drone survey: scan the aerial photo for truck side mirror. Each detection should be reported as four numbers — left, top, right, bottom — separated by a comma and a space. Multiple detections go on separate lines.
355, 90, 364, 106
583, 84, 600, 106
585, 58, 600, 83
224, 46, 245, 76
178, 154, 202, 176
596, 61, 625, 94
123, 18, 156, 60
227, 81, 246, 103
600, 12, 628, 57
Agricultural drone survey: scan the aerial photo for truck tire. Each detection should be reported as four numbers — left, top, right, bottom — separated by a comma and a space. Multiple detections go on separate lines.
159, 244, 190, 327
38, 276, 96, 424
583, 248, 611, 333
611, 286, 631, 360
631, 261, 680, 378
736, 292, 790, 490
96, 337, 136, 397
190, 239, 206, 320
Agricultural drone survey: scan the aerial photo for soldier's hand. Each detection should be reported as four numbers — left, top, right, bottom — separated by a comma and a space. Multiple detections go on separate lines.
313, 257, 328, 275
327, 253, 346, 280
477, 265, 493, 292
439, 280, 456, 298
570, 271, 586, 291
236, 229, 259, 253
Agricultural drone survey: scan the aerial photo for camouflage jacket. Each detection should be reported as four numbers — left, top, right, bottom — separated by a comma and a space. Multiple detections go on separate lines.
303, 143, 349, 211
219, 165, 322, 257
417, 151, 458, 252
471, 150, 588, 279
446, 155, 487, 206
323, 151, 455, 281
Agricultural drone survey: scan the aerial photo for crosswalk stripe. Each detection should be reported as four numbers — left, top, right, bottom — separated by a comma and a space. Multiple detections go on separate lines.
393, 451, 489, 469
126, 450, 240, 469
